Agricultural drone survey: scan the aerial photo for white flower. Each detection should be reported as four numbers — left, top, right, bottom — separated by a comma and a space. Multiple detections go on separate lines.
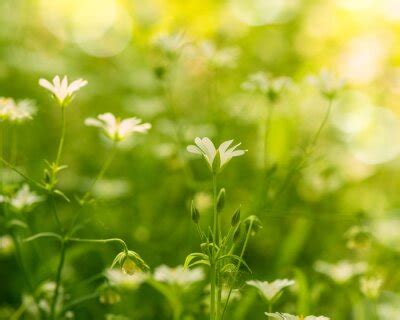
85, 113, 151, 142
39, 75, 87, 106
187, 137, 247, 172
315, 260, 367, 284
8, 184, 44, 212
247, 279, 295, 301
265, 312, 330, 320
153, 265, 204, 287
0, 98, 36, 123
153, 33, 187, 59
199, 41, 240, 69
360, 276, 383, 299
106, 269, 147, 290
241, 72, 291, 101
308, 69, 345, 99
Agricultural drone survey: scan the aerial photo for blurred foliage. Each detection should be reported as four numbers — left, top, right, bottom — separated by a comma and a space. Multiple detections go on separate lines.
1, 0, 400, 319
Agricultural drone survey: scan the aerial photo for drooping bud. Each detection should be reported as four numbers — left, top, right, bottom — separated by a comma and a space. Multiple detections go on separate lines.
190, 200, 200, 224
231, 207, 241, 227
244, 215, 263, 236
112, 250, 150, 276
122, 258, 139, 275
216, 188, 226, 213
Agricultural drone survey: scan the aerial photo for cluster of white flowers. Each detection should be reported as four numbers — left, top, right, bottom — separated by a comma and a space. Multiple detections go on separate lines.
308, 69, 345, 99
0, 98, 37, 123
153, 265, 204, 287
85, 113, 151, 143
0, 184, 44, 212
187, 137, 247, 173
241, 72, 292, 101
247, 279, 295, 301
265, 312, 330, 320
39, 75, 88, 107
314, 260, 367, 284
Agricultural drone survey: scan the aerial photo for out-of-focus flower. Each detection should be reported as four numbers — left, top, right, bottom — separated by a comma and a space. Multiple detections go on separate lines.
0, 98, 37, 123
153, 265, 204, 287
5, 184, 44, 212
39, 75, 87, 107
308, 70, 345, 99
345, 225, 372, 250
99, 285, 121, 305
265, 312, 330, 320
198, 41, 240, 69
315, 260, 367, 284
193, 192, 212, 211
153, 33, 187, 60
360, 276, 383, 299
106, 269, 147, 290
187, 137, 247, 173
241, 72, 292, 102
85, 113, 151, 142
0, 235, 14, 256
247, 279, 295, 301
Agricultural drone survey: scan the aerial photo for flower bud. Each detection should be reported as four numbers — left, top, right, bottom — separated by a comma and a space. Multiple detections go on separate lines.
122, 258, 139, 275
231, 208, 241, 227
190, 200, 200, 224
216, 188, 226, 213
0, 235, 14, 256
244, 215, 263, 235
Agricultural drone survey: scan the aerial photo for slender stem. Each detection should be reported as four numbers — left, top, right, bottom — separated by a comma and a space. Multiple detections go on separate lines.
66, 237, 129, 253
50, 240, 66, 320
309, 97, 333, 148
55, 107, 66, 167
0, 156, 42, 187
24, 232, 62, 243
50, 196, 63, 233
262, 104, 273, 171
221, 220, 253, 320
62, 292, 99, 311
210, 173, 218, 320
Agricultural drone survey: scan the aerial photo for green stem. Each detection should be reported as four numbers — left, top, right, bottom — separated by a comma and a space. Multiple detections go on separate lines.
50, 196, 63, 233
221, 220, 253, 320
24, 232, 62, 243
50, 240, 66, 320
210, 173, 219, 320
55, 107, 66, 168
62, 292, 99, 312
66, 237, 129, 253
309, 97, 333, 148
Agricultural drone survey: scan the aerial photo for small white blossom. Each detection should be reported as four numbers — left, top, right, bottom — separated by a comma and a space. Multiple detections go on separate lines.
0, 98, 36, 123
106, 269, 147, 290
187, 137, 247, 172
153, 33, 187, 59
199, 41, 240, 69
247, 279, 295, 301
360, 276, 383, 299
265, 312, 330, 320
241, 72, 291, 101
315, 260, 367, 284
39, 75, 87, 106
153, 265, 204, 287
85, 113, 151, 142
8, 184, 44, 212
308, 69, 345, 99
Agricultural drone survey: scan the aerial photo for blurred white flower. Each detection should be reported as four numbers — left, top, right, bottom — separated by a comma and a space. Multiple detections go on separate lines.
315, 260, 367, 284
8, 184, 44, 212
308, 70, 345, 99
153, 33, 187, 59
199, 41, 240, 69
106, 269, 147, 290
247, 279, 295, 301
0, 98, 36, 123
187, 137, 247, 172
241, 72, 292, 101
0, 235, 14, 256
265, 312, 330, 320
85, 113, 151, 142
39, 75, 87, 106
153, 265, 204, 287
360, 276, 383, 299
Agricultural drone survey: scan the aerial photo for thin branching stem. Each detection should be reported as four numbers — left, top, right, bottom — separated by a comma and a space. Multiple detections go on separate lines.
55, 106, 66, 168
24, 232, 62, 243
221, 220, 253, 320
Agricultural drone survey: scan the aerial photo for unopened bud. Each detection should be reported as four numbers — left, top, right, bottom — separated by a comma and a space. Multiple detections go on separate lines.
244, 215, 263, 235
231, 208, 241, 227
191, 200, 200, 224
122, 258, 139, 275
217, 188, 226, 212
